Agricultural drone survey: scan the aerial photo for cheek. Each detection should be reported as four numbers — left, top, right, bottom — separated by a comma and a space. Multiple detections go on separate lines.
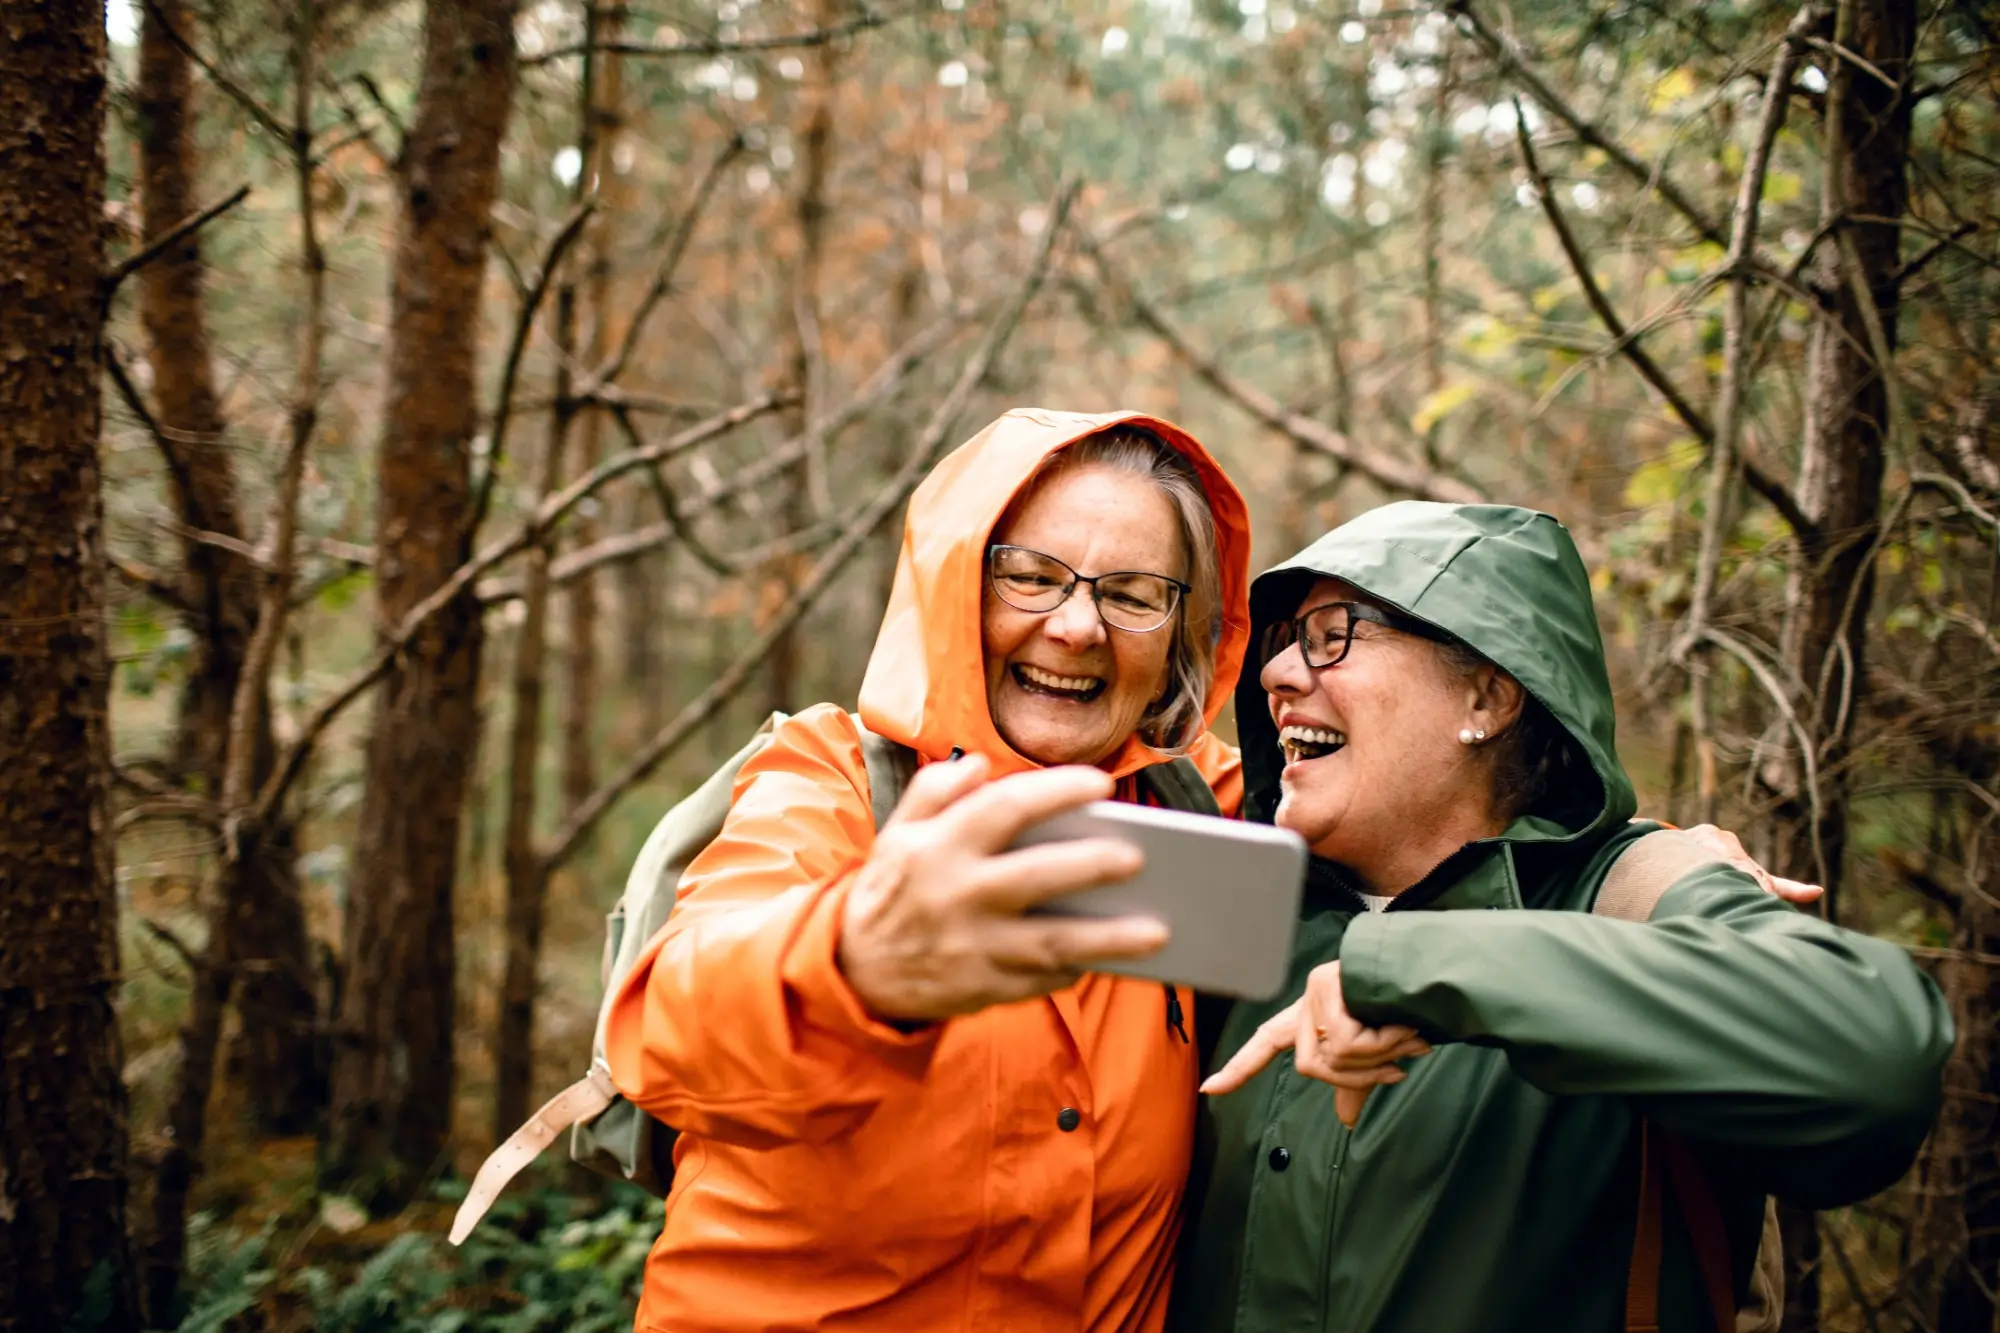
1117, 634, 1175, 707
982, 599, 1027, 681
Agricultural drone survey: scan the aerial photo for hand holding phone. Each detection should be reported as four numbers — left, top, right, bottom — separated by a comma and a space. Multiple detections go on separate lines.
837, 757, 1177, 1023
1013, 801, 1307, 1000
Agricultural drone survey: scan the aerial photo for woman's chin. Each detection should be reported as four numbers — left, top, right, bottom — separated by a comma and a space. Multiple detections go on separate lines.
996, 718, 1116, 768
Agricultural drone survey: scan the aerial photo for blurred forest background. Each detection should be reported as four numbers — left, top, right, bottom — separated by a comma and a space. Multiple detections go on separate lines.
3, 0, 1998, 1328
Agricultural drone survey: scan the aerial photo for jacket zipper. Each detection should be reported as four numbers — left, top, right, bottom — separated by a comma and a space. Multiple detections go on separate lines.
1318, 1123, 1353, 1333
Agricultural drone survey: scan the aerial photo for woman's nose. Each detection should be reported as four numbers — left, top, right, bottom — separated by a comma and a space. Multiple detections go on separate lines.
1042, 587, 1109, 645
1261, 642, 1310, 696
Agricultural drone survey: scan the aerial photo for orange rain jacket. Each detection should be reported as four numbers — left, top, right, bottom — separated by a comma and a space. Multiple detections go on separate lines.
603, 408, 1253, 1332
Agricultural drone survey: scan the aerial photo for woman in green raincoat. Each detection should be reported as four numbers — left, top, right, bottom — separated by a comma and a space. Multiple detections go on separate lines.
1171, 502, 1953, 1333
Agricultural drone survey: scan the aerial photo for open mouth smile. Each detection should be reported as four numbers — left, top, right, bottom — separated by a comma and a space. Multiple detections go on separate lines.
1279, 724, 1346, 766
1013, 662, 1107, 703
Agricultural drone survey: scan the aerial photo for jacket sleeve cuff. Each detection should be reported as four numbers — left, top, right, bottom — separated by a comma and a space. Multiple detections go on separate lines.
780, 874, 941, 1079
1337, 912, 1411, 1029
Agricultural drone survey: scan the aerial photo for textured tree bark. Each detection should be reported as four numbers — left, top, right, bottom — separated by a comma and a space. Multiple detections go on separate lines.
136, 0, 321, 1139
323, 0, 520, 1208
494, 283, 575, 1141
0, 3, 141, 1325
767, 0, 839, 716
1767, 3, 1918, 1329
564, 7, 623, 816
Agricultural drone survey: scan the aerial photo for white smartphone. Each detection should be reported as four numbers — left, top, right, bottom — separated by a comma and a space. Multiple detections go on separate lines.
1012, 801, 1307, 1001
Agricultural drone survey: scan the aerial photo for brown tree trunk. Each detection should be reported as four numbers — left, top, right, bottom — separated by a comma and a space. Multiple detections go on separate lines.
136, 0, 321, 1140
768, 4, 839, 715
323, 0, 519, 1210
563, 9, 622, 816
0, 4, 140, 1325
1767, 3, 1918, 1328
494, 286, 576, 1142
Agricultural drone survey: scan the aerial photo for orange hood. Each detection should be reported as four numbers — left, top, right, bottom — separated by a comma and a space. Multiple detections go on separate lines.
857, 407, 1251, 779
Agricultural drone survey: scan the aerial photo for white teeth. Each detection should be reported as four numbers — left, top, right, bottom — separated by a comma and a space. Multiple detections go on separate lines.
1279, 724, 1346, 765
1020, 664, 1100, 694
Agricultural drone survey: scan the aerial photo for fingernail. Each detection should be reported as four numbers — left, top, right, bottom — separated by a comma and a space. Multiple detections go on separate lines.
1198, 1077, 1219, 1094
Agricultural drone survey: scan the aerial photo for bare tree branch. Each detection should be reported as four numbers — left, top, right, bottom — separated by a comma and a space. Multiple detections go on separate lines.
1890, 221, 1978, 289
593, 135, 745, 390
539, 180, 1079, 868
608, 405, 735, 576
140, 0, 292, 143
1681, 6, 1821, 661
102, 184, 252, 306
1512, 107, 1815, 537
469, 200, 597, 542
1451, 0, 1735, 247
1082, 226, 1482, 505
481, 302, 980, 602
108, 551, 192, 613
521, 8, 904, 68
250, 396, 784, 824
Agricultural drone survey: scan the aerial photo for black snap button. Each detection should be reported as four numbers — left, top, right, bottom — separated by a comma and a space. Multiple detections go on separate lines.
1057, 1106, 1082, 1132
1268, 1146, 1291, 1172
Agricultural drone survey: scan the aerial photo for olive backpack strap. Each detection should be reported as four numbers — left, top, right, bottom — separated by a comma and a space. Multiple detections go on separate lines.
1135, 754, 1223, 819
1597, 828, 1773, 1333
854, 715, 919, 831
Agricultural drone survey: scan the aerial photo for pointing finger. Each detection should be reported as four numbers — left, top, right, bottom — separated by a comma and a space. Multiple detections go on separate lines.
1201, 1003, 1298, 1096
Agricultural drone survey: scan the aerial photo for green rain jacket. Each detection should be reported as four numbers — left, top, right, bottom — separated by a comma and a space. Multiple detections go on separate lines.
1170, 503, 1953, 1333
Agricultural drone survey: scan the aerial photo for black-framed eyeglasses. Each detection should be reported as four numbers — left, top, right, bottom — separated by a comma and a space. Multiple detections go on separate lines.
1261, 600, 1451, 670
987, 544, 1189, 634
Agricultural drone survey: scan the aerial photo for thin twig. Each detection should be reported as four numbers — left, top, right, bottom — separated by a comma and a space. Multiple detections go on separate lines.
608, 406, 735, 576
1912, 471, 2000, 531
521, 8, 902, 68
103, 340, 191, 496
108, 551, 193, 613
349, 73, 406, 150
1805, 34, 1900, 93
480, 301, 981, 602
468, 200, 597, 542
1889, 221, 1978, 289
1703, 624, 1831, 889
1082, 227, 1480, 505
141, 0, 292, 142
102, 184, 252, 306
1513, 107, 1814, 537
1451, 0, 1731, 248
539, 180, 1079, 869
117, 797, 223, 834
141, 918, 202, 974
593, 136, 745, 390
1680, 5, 1820, 660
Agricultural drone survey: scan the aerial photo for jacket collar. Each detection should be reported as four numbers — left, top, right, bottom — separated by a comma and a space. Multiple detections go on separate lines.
1309, 818, 1585, 917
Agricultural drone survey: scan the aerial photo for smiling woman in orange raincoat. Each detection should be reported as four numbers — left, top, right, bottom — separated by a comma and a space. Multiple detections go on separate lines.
602, 408, 1254, 1332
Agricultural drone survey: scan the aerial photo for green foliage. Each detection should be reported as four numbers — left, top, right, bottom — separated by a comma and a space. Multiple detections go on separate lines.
173, 1186, 661, 1333
171, 1214, 274, 1333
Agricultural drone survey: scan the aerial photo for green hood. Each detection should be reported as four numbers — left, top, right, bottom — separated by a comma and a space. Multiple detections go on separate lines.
1236, 502, 1636, 842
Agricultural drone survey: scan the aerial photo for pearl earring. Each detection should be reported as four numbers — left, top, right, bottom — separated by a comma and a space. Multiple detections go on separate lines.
1475, 729, 1488, 741
1458, 728, 1476, 744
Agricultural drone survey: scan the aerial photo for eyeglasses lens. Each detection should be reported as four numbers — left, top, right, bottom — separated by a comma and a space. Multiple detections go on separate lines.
990, 548, 1179, 632
1267, 604, 1357, 669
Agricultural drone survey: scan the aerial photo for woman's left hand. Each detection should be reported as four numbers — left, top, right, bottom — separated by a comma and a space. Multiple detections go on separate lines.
1200, 962, 1431, 1126
1678, 824, 1824, 905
